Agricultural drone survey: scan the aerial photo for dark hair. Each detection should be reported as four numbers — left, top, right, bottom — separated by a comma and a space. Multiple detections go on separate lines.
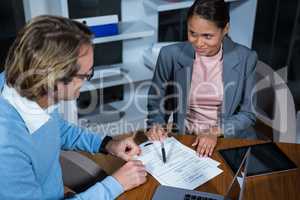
187, 0, 230, 29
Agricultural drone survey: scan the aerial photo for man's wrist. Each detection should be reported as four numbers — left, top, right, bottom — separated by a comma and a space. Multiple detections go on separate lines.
99, 136, 113, 154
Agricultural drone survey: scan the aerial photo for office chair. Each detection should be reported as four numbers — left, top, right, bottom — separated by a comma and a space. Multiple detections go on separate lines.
286, 80, 300, 144
255, 61, 297, 143
297, 111, 300, 143
60, 151, 107, 193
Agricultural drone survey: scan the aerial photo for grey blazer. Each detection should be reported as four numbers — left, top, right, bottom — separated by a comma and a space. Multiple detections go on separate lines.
147, 37, 257, 138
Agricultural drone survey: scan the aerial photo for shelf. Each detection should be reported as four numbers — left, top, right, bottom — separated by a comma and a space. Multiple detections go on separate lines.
144, 0, 239, 12
92, 21, 155, 44
80, 62, 154, 92
144, 0, 193, 12
91, 65, 122, 80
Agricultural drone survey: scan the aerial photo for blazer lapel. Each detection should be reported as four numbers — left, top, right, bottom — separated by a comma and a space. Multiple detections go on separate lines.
174, 43, 194, 132
222, 37, 241, 116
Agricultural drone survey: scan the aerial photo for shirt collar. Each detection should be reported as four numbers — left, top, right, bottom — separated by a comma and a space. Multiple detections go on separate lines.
1, 84, 58, 134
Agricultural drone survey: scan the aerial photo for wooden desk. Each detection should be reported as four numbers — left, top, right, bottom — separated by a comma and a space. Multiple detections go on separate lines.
86, 135, 300, 200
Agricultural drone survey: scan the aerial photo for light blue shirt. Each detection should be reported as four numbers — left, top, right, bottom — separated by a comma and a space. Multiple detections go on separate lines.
0, 72, 123, 200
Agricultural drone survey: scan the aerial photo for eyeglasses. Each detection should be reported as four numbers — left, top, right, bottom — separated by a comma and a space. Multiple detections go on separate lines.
74, 67, 94, 81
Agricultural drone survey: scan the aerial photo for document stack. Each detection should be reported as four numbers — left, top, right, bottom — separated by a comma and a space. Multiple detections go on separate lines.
135, 137, 223, 190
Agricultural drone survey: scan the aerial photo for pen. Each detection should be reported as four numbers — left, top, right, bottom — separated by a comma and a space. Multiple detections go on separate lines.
161, 141, 167, 163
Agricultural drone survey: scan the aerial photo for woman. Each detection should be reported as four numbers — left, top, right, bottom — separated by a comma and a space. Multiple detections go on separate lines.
146, 0, 257, 157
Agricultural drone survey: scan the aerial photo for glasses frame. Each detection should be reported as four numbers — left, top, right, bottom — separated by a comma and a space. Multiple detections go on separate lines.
74, 67, 94, 81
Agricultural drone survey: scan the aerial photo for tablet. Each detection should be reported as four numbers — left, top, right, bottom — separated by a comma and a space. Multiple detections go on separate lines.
218, 142, 297, 177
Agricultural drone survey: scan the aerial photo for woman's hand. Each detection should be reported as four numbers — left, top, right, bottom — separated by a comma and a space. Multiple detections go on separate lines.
192, 134, 217, 157
146, 124, 168, 141
192, 126, 222, 157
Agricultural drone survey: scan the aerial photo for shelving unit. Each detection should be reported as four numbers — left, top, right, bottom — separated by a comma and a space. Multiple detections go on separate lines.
91, 65, 122, 81
79, 82, 149, 135
86, 20, 155, 91
93, 21, 155, 44
80, 62, 154, 92
144, 0, 193, 12
144, 0, 239, 12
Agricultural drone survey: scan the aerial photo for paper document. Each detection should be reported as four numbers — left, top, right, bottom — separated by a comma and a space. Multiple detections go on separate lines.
135, 137, 223, 190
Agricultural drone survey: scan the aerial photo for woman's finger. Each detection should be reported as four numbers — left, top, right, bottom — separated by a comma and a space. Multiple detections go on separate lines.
160, 130, 168, 141
148, 134, 154, 141
192, 136, 199, 146
153, 131, 160, 141
196, 138, 205, 156
204, 144, 211, 157
157, 129, 165, 141
196, 143, 202, 156
208, 144, 214, 157
199, 143, 207, 157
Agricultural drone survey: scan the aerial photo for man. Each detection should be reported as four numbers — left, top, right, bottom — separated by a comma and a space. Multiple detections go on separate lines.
0, 15, 146, 199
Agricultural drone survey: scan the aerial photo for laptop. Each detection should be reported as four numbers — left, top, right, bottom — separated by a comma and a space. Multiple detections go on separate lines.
152, 148, 251, 200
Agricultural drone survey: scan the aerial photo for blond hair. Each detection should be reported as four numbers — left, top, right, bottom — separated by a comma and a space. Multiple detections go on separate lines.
5, 15, 92, 101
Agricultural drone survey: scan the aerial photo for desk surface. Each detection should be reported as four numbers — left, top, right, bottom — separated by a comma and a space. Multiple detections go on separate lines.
86, 135, 300, 200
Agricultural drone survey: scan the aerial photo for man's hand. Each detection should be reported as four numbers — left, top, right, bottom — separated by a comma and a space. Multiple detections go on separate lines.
106, 137, 141, 161
146, 124, 168, 141
112, 160, 147, 191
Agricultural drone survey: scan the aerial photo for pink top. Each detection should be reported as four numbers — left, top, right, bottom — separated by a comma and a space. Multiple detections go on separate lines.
185, 48, 224, 133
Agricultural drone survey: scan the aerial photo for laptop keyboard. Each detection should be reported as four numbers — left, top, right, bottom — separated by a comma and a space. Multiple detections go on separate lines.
184, 194, 217, 200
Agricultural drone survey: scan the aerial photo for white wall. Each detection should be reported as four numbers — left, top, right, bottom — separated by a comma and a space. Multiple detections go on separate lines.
229, 0, 258, 48
23, 0, 62, 21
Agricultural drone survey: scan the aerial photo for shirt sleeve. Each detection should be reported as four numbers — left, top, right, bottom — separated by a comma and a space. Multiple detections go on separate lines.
52, 110, 104, 153
53, 111, 125, 199
67, 176, 124, 200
